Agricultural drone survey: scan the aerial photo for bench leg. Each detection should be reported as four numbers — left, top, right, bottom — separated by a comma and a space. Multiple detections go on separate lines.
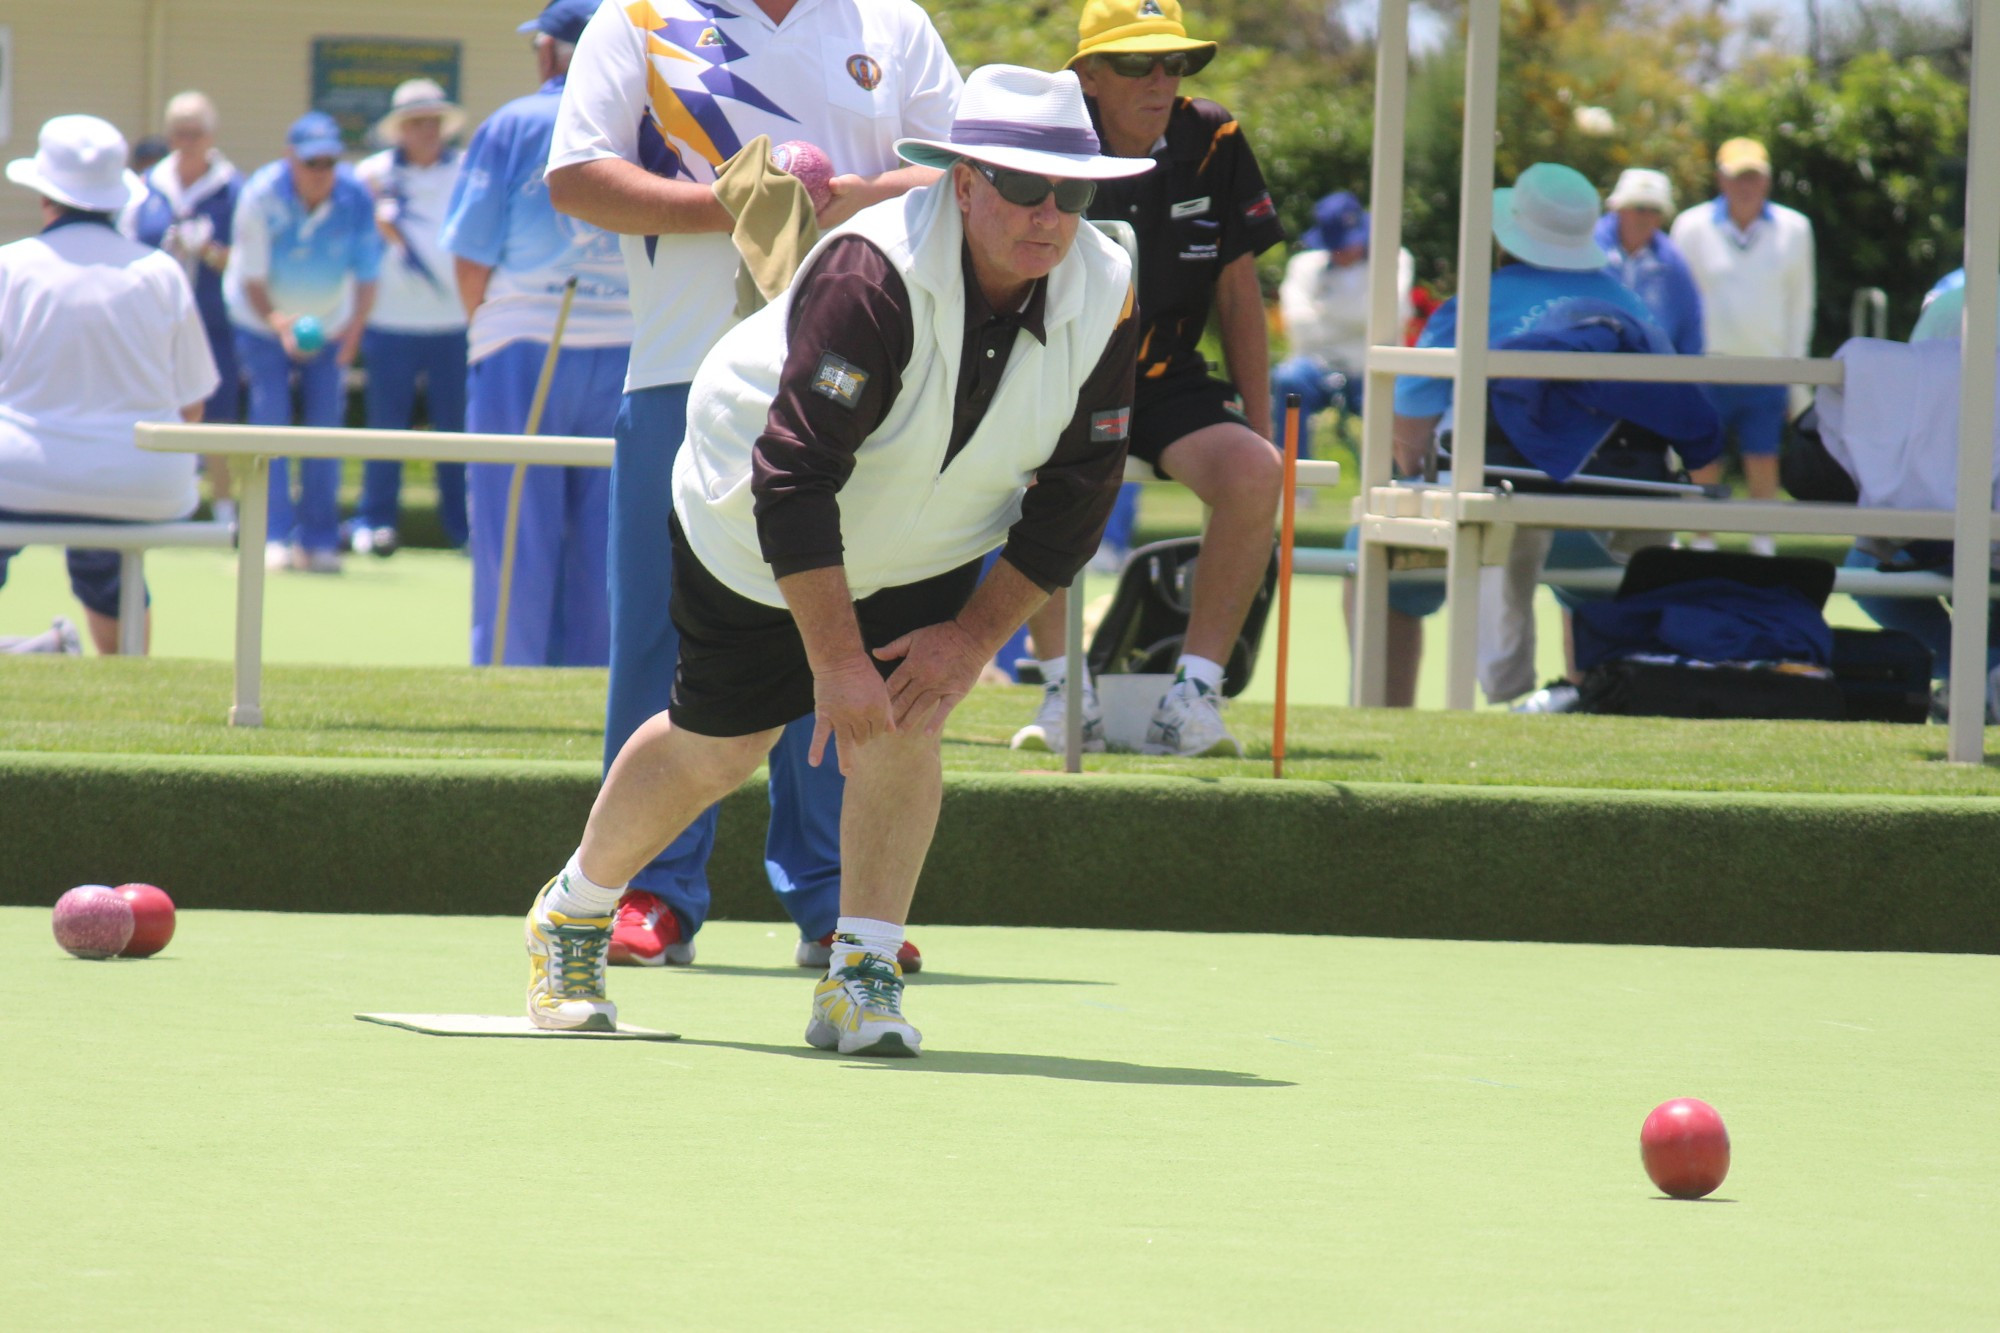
1063, 573, 1087, 773
231, 456, 269, 727
117, 552, 146, 656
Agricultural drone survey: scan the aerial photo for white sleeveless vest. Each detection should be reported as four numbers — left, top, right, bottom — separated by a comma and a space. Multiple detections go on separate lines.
674, 180, 1134, 606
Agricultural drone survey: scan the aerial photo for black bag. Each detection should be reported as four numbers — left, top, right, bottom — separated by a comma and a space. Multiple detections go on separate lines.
1438, 418, 1687, 495
1780, 405, 1861, 504
1086, 536, 1275, 697
1830, 627, 1933, 723
1574, 547, 1848, 720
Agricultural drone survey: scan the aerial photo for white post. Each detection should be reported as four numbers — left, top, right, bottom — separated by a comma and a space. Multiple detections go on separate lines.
1063, 581, 1086, 773
1354, 0, 1411, 708
231, 456, 269, 727
1948, 0, 2000, 762
1442, 0, 1502, 710
116, 552, 146, 655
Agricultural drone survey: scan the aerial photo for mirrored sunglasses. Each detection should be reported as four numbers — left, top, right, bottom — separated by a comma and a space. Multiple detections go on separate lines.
970, 161, 1096, 215
1099, 48, 1213, 79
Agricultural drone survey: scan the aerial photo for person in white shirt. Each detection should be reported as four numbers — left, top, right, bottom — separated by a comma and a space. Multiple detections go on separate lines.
1669, 136, 1816, 556
0, 116, 219, 654
350, 80, 470, 558
1271, 189, 1413, 464
543, 0, 960, 974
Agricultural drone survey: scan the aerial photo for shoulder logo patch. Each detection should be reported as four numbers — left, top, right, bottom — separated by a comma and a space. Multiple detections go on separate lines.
847, 54, 883, 91
811, 353, 869, 409
1243, 192, 1276, 223
1091, 407, 1131, 443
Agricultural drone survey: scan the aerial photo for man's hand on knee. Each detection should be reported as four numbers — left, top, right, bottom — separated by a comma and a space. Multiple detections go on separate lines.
809, 656, 896, 774
875, 620, 988, 735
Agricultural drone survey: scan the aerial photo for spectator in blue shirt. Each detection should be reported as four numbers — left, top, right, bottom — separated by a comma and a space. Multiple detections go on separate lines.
1593, 168, 1703, 356
126, 92, 243, 526
1371, 162, 1670, 709
224, 111, 383, 572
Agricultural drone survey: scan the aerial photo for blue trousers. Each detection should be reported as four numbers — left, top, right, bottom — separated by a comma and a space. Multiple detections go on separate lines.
1271, 355, 1363, 462
238, 328, 343, 553
358, 328, 469, 546
607, 383, 844, 941
466, 340, 618, 667
1842, 546, 2000, 680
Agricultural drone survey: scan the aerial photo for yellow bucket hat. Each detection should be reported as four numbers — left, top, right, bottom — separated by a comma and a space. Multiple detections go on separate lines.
1070, 0, 1218, 68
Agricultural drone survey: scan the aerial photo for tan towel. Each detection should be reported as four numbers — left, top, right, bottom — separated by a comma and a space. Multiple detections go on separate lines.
714, 134, 823, 317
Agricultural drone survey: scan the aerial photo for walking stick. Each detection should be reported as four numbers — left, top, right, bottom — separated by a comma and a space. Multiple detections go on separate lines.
492, 276, 578, 666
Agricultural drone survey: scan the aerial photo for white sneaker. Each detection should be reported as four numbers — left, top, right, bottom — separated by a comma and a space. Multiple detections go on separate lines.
524, 875, 617, 1032
805, 945, 921, 1057
1511, 680, 1581, 714
1748, 534, 1777, 558
301, 548, 343, 574
264, 541, 293, 571
1142, 675, 1242, 757
1010, 675, 1107, 756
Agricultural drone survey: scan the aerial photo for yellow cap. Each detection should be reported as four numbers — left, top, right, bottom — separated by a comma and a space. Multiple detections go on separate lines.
1070, 0, 1217, 67
1716, 137, 1771, 177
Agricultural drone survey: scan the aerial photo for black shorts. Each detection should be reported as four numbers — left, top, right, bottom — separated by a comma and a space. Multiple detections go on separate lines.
1127, 375, 1252, 478
666, 514, 985, 737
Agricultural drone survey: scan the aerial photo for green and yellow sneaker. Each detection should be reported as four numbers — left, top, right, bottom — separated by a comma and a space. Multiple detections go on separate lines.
805, 945, 921, 1057
525, 875, 617, 1032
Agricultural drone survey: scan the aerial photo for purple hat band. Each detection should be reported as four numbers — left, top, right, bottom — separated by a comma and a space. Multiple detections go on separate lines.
950, 119, 1102, 158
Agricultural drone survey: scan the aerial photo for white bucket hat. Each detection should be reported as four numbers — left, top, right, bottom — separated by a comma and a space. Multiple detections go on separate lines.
373, 79, 467, 142
1492, 162, 1608, 272
5, 114, 146, 214
896, 65, 1153, 181
1605, 167, 1676, 220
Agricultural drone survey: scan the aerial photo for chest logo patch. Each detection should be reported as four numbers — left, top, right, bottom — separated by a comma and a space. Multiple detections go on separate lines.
1090, 407, 1132, 443
812, 353, 870, 409
695, 25, 723, 46
847, 54, 884, 91
1170, 196, 1211, 220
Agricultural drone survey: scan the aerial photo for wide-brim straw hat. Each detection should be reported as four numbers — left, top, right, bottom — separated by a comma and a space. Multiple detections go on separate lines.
373, 79, 467, 142
896, 65, 1154, 181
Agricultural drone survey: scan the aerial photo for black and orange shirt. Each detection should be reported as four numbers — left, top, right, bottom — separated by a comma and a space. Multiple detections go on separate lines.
1083, 96, 1286, 390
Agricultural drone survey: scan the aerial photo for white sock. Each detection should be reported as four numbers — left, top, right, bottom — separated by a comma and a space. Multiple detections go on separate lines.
830, 915, 904, 968
1177, 654, 1226, 692
546, 851, 623, 918
1037, 655, 1068, 688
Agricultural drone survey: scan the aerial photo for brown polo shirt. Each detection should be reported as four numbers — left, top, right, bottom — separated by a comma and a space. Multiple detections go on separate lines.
750, 234, 1138, 592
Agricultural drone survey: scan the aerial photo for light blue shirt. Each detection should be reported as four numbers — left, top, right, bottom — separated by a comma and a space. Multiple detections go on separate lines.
1394, 263, 1664, 419
223, 160, 383, 338
441, 77, 631, 363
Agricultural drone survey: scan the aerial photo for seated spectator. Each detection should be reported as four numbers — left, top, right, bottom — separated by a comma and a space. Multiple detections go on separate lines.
1370, 162, 1716, 710
1908, 268, 2000, 344
0, 116, 219, 654
1809, 335, 2000, 717
1594, 168, 1703, 355
1272, 190, 1413, 465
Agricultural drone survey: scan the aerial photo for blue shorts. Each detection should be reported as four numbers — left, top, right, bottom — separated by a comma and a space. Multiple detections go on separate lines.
0, 508, 148, 617
1705, 383, 1788, 458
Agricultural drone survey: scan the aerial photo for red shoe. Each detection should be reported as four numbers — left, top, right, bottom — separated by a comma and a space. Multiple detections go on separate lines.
795, 932, 922, 974
610, 890, 695, 967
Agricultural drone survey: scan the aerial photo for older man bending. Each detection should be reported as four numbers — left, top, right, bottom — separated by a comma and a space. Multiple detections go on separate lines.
521, 66, 1145, 1056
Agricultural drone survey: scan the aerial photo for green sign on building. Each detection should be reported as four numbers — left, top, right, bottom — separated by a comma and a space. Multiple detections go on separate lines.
311, 37, 461, 151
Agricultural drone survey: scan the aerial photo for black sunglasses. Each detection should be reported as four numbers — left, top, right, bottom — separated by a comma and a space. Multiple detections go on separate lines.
1098, 48, 1213, 79
300, 157, 339, 170
969, 160, 1096, 215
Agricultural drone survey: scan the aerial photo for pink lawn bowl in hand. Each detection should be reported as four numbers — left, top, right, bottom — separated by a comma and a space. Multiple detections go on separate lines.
771, 140, 836, 211
53, 885, 135, 959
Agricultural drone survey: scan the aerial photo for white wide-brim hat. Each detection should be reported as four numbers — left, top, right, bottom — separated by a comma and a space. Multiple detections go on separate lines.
896, 65, 1153, 181
5, 113, 146, 214
1605, 167, 1676, 219
374, 78, 467, 142
1492, 162, 1609, 272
